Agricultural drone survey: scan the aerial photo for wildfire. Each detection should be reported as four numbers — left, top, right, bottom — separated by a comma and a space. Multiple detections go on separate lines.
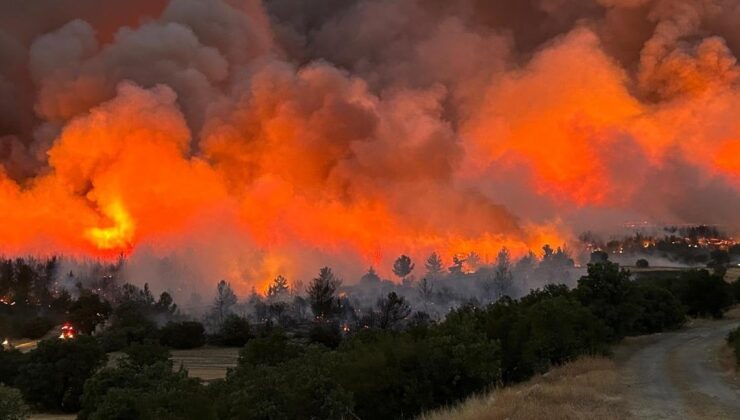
59, 323, 77, 340
0, 0, 739, 293
85, 201, 134, 252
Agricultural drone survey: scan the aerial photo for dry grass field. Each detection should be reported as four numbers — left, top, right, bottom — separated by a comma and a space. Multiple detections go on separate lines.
170, 346, 240, 382
419, 357, 629, 420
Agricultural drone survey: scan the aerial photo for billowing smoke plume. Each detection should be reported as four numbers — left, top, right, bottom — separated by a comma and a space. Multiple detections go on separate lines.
0, 0, 739, 294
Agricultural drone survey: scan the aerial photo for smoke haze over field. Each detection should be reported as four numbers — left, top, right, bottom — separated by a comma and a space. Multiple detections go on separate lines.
1, 0, 739, 293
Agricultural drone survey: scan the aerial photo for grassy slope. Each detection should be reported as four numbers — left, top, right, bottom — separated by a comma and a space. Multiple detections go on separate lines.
419, 357, 629, 420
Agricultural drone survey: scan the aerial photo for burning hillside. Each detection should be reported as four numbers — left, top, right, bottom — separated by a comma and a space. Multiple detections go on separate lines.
0, 0, 739, 291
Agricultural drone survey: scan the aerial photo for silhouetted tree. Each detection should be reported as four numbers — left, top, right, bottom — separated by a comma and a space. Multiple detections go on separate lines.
212, 280, 237, 326
68, 294, 112, 334
425, 252, 444, 277
492, 248, 513, 300
307, 267, 341, 319
392, 255, 414, 282
360, 267, 381, 285
418, 278, 434, 311
266, 275, 290, 300
376, 292, 411, 330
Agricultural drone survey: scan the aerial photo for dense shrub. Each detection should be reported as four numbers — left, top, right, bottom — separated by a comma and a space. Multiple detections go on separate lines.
97, 321, 160, 353
575, 262, 642, 340
160, 321, 205, 349
213, 348, 353, 420
0, 384, 29, 420
14, 336, 106, 412
512, 296, 609, 375
123, 341, 171, 367
636, 258, 649, 268
218, 325, 501, 420
630, 284, 685, 334
336, 322, 500, 418
308, 322, 342, 348
79, 361, 214, 420
210, 314, 251, 347
0, 349, 24, 386
680, 270, 733, 318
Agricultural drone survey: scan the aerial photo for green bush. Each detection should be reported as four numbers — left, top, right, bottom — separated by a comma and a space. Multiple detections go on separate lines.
210, 314, 251, 347
79, 362, 214, 420
123, 341, 170, 367
575, 262, 641, 340
308, 322, 342, 349
14, 336, 106, 412
97, 322, 160, 352
631, 284, 685, 334
680, 270, 733, 318
513, 296, 610, 375
0, 384, 29, 420
213, 348, 353, 420
159, 321, 205, 349
0, 349, 25, 386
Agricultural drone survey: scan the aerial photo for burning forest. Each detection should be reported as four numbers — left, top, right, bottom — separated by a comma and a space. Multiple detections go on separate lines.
2, 0, 740, 419
0, 0, 739, 294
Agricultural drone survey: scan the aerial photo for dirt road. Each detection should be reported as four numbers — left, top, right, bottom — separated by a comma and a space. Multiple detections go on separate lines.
620, 319, 740, 419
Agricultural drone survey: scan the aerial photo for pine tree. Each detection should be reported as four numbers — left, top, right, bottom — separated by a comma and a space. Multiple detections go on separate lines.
424, 252, 444, 277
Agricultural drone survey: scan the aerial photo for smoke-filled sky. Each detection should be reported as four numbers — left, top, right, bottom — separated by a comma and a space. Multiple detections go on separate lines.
1, 0, 739, 292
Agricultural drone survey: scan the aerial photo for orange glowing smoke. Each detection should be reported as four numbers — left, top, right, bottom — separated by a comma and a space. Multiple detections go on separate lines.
1, 0, 740, 291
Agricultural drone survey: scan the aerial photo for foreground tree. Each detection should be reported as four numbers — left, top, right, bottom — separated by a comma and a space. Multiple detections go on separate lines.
15, 336, 106, 412
680, 269, 733, 318
0, 385, 29, 420
79, 360, 214, 420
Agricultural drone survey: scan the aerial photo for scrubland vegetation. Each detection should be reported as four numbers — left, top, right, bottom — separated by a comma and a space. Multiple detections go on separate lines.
0, 237, 739, 419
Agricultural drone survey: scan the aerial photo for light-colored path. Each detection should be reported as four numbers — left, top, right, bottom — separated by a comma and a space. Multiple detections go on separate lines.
620, 319, 740, 420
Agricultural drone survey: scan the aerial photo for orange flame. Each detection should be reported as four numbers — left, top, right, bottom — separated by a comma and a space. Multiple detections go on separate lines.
85, 200, 135, 251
